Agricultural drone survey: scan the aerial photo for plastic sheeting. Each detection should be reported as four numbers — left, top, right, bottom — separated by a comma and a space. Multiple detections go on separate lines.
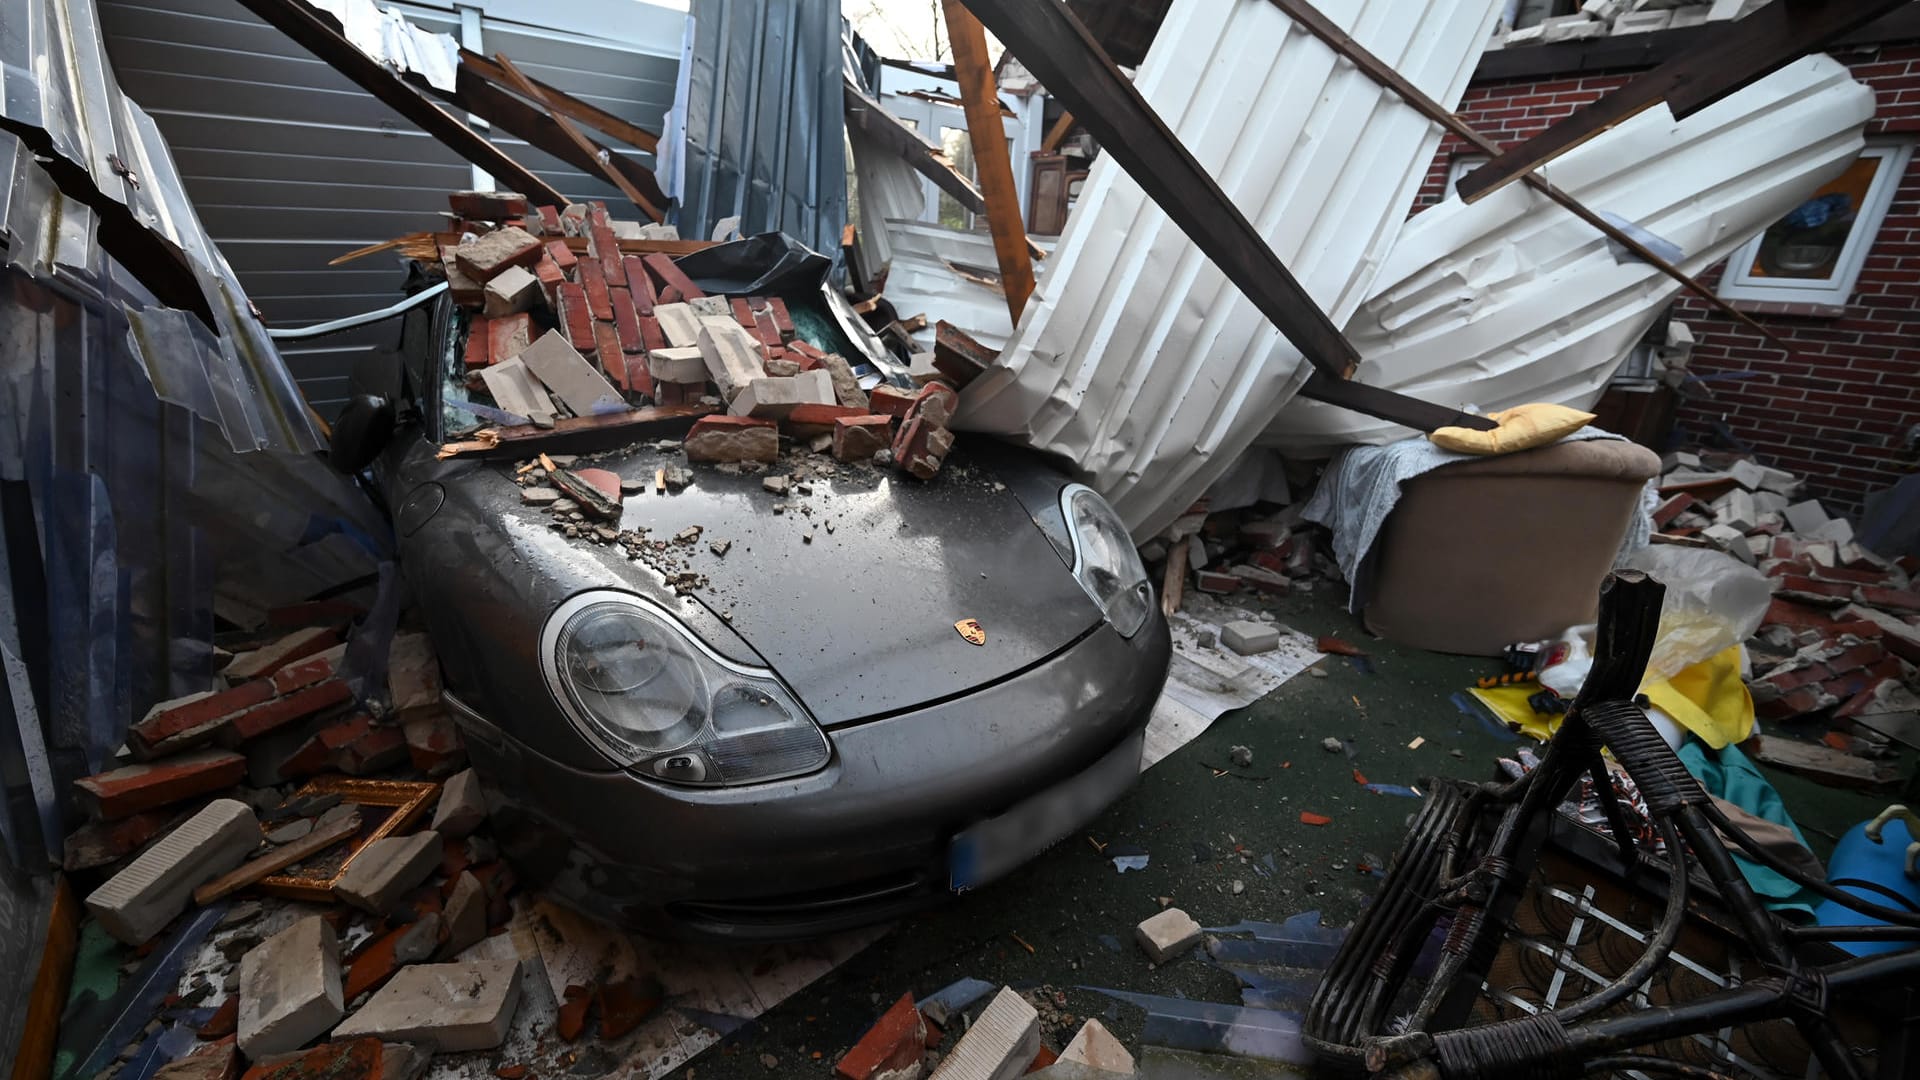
954, 0, 1502, 540
308, 0, 460, 91
1265, 55, 1875, 455
0, 0, 387, 870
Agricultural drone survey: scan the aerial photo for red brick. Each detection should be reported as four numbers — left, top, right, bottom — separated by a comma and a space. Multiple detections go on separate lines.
395, 707, 458, 772
1813, 564, 1893, 587
64, 809, 178, 872
655, 381, 705, 406
270, 652, 339, 694
1652, 493, 1695, 528
587, 227, 625, 287
578, 258, 614, 321
658, 285, 684, 304
1027, 1046, 1059, 1074
593, 321, 629, 392
868, 385, 916, 420
1196, 571, 1243, 594
240, 1037, 382, 1080
623, 256, 656, 315
597, 977, 662, 1040
752, 310, 782, 354
488, 313, 532, 366
537, 204, 562, 234
342, 924, 414, 1001
1858, 586, 1920, 613
1765, 597, 1843, 631
1835, 679, 1900, 719
199, 996, 239, 1040
545, 239, 576, 272
768, 298, 795, 339
832, 415, 892, 462
75, 749, 247, 820
557, 284, 596, 352
274, 731, 334, 782
463, 321, 492, 369
1754, 685, 1838, 721
225, 680, 354, 743
730, 297, 755, 328
836, 994, 926, 1080
556, 985, 592, 1042
1775, 576, 1854, 604
1760, 663, 1830, 694
638, 315, 668, 353
131, 681, 276, 751
642, 253, 704, 298
449, 192, 527, 220
609, 288, 643, 353
1823, 640, 1887, 676
783, 403, 866, 437
317, 715, 408, 774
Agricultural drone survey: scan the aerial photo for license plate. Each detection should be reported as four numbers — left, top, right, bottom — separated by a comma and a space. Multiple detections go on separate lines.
949, 732, 1143, 892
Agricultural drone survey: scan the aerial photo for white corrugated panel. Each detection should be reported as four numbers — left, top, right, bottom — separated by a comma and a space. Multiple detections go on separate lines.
880, 219, 1056, 351
954, 0, 1501, 539
1264, 55, 1875, 456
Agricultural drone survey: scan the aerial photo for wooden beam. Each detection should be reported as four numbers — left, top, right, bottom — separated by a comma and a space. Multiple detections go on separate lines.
461, 50, 660, 153
958, 0, 1368, 384
1456, 0, 1908, 203
233, 0, 564, 206
489, 52, 664, 222
844, 77, 988, 216
1162, 537, 1189, 619
428, 68, 671, 216
945, 2, 1036, 323
1263, 0, 1808, 361
1297, 371, 1494, 433
1041, 109, 1076, 153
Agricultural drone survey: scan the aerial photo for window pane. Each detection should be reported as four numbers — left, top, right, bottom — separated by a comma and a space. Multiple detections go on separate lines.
1745, 154, 1883, 282
938, 126, 976, 230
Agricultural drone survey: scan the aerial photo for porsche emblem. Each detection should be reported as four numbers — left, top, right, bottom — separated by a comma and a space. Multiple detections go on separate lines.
955, 619, 986, 646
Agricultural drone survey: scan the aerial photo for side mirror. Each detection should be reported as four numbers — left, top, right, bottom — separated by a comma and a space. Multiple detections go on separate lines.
329, 394, 396, 474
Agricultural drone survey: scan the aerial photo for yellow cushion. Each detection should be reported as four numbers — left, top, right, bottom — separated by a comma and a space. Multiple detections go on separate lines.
1430, 402, 1596, 455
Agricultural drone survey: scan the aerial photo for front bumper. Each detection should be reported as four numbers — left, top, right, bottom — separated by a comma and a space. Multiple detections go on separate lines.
448, 614, 1170, 941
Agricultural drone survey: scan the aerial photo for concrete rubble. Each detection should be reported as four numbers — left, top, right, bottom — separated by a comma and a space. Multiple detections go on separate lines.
332, 958, 524, 1052
236, 915, 344, 1058
1134, 908, 1203, 964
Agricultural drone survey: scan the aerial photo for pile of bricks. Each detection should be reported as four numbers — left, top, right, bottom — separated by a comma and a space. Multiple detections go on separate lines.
1652, 452, 1920, 768
830, 983, 1135, 1080
63, 616, 561, 1080
1143, 500, 1340, 609
440, 189, 960, 482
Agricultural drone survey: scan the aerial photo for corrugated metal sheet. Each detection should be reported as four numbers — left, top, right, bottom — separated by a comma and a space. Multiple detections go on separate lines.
676, 0, 845, 261
1264, 56, 1875, 455
97, 0, 685, 416
881, 219, 1055, 352
956, 0, 1502, 540
0, 0, 386, 864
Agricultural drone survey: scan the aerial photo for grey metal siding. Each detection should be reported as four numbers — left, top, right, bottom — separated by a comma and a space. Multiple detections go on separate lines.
98, 0, 683, 416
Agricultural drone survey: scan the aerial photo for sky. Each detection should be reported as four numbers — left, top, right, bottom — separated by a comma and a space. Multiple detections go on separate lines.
846, 0, 1006, 64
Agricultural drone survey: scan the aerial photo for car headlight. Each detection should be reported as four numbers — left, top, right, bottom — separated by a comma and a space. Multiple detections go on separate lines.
1061, 484, 1153, 638
540, 592, 829, 787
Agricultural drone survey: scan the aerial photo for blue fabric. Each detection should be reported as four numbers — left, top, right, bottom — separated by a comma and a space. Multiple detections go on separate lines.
1678, 741, 1821, 918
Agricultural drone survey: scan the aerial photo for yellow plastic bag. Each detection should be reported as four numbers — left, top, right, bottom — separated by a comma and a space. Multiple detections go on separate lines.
1430, 402, 1595, 455
1469, 645, 1753, 748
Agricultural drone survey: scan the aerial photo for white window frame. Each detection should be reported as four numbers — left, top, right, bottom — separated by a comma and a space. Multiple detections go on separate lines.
1716, 140, 1913, 306
1446, 153, 1488, 200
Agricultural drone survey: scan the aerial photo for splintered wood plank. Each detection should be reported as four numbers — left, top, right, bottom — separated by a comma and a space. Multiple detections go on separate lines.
943, 1, 1036, 323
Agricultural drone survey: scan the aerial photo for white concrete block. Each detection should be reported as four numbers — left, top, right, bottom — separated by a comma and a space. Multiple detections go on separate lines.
335, 832, 443, 915
333, 958, 522, 1052
1810, 517, 1855, 545
1221, 621, 1280, 656
517, 332, 625, 418
1784, 500, 1830, 534
431, 769, 486, 839
728, 370, 836, 418
238, 915, 344, 1059
647, 346, 708, 384
1135, 908, 1202, 963
1713, 489, 1757, 532
482, 265, 540, 318
479, 358, 555, 423
929, 986, 1040, 1080
698, 319, 768, 401
85, 799, 260, 945
654, 303, 704, 348
1059, 1018, 1134, 1074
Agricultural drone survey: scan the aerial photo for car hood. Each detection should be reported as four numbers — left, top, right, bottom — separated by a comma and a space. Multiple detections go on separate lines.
498, 444, 1105, 726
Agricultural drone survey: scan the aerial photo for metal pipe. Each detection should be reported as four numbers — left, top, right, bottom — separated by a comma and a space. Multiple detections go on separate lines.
267, 282, 449, 341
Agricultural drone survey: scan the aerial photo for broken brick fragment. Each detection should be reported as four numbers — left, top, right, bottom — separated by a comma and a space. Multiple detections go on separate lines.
76, 749, 248, 820
767, 298, 795, 339
597, 976, 663, 1039
832, 415, 891, 463
867, 385, 916, 421
270, 651, 340, 695
730, 297, 755, 328
226, 626, 340, 682
130, 681, 275, 754
1857, 586, 1920, 614
199, 996, 239, 1039
1195, 571, 1243, 595
685, 415, 778, 464
402, 709, 466, 776
556, 985, 592, 1042
448, 191, 528, 220
1027, 1045, 1059, 1073
551, 466, 625, 519
454, 227, 543, 282
65, 810, 178, 872
223, 680, 355, 744
784, 403, 866, 438
545, 238, 576, 272
932, 320, 996, 389
1299, 811, 1331, 826
238, 1036, 382, 1080
317, 714, 409, 775
1764, 597, 1843, 632
157, 1036, 238, 1080
463, 322, 493, 369
533, 253, 564, 302
835, 993, 925, 1080
487, 312, 533, 366
642, 253, 704, 299
537, 204, 562, 234
891, 416, 955, 480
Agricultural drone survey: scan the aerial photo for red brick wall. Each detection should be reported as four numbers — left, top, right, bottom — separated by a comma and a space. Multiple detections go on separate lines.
1408, 47, 1920, 519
